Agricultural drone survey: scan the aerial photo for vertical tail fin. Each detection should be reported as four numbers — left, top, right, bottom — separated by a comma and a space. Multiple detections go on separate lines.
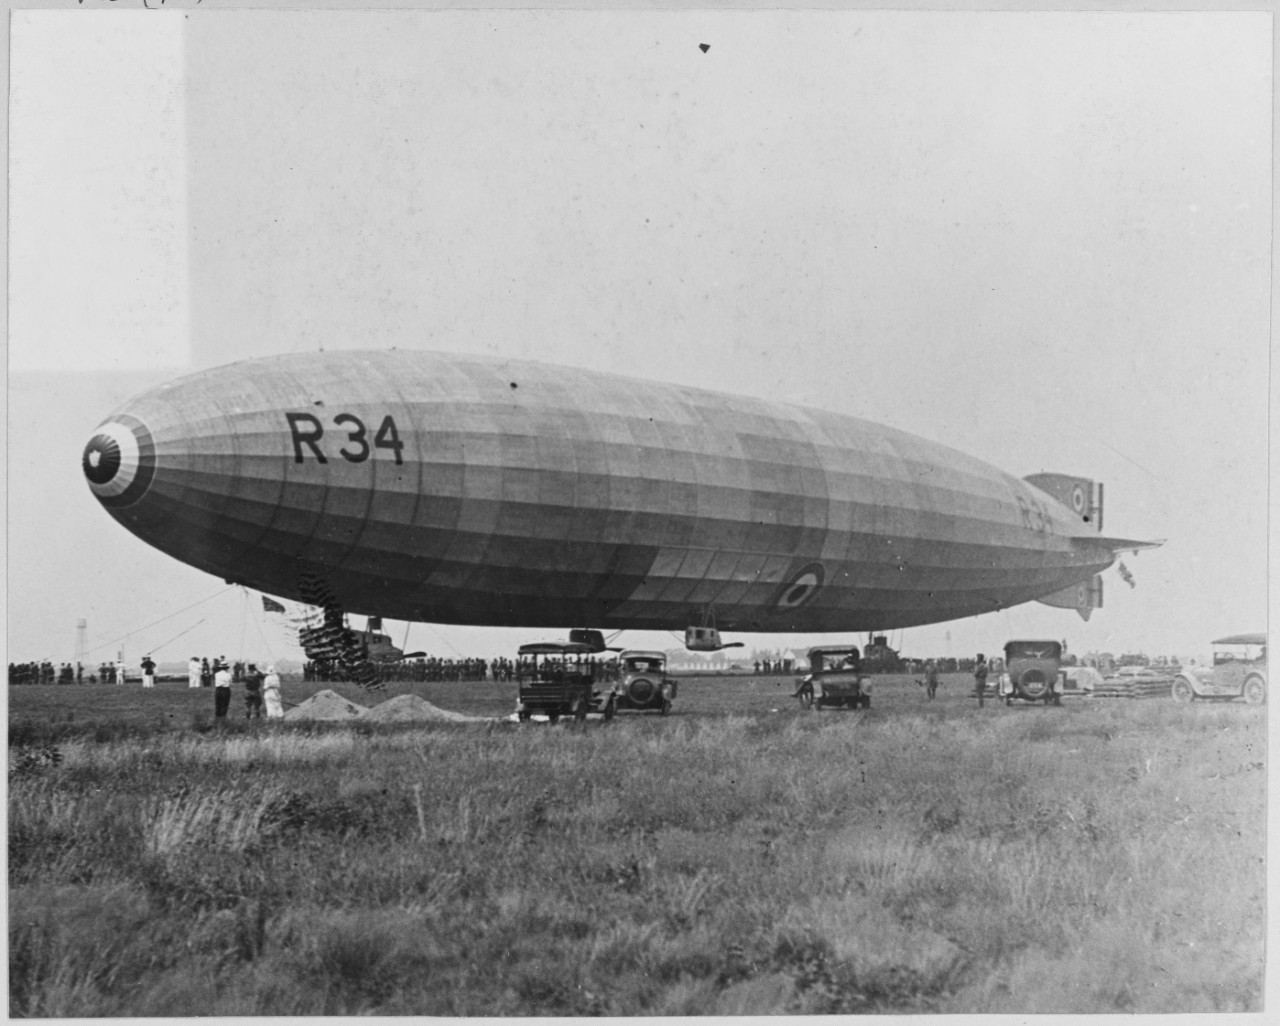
1023, 473, 1103, 532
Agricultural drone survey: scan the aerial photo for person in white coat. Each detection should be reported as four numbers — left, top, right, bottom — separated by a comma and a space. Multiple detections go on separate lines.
263, 665, 284, 719
188, 656, 202, 689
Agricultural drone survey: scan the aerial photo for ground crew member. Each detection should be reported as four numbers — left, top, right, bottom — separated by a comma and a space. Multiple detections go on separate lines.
115, 658, 126, 686
141, 654, 156, 688
925, 660, 940, 699
214, 660, 232, 719
974, 653, 988, 707
188, 656, 201, 689
243, 663, 265, 719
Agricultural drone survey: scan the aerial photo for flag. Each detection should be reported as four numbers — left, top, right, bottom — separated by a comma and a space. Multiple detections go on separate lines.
1117, 561, 1135, 588
262, 595, 287, 614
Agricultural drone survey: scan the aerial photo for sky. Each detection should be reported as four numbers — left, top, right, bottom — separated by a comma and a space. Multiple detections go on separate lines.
6, 9, 1272, 670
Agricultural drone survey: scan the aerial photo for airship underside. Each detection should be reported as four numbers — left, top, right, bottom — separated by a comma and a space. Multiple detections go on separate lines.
83, 351, 1154, 633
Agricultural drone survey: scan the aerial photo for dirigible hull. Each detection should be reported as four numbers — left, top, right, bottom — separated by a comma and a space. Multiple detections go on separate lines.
84, 350, 1121, 632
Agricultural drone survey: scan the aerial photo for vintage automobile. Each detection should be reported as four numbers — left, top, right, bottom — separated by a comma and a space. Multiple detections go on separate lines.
514, 642, 613, 722
609, 649, 676, 714
1172, 633, 1267, 705
999, 640, 1065, 705
795, 645, 869, 710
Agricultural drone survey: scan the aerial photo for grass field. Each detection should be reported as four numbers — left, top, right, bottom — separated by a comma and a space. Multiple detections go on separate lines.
8, 673, 1265, 1015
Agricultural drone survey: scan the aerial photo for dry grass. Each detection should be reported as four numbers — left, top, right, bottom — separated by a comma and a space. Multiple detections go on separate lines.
7, 674, 1265, 1015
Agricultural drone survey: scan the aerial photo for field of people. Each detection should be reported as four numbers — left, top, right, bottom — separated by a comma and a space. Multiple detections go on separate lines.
8, 672, 1265, 1015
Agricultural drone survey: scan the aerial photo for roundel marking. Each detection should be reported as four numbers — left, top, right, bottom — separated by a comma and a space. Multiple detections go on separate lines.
1077, 584, 1087, 606
82, 414, 156, 509
772, 562, 826, 611
1070, 484, 1087, 513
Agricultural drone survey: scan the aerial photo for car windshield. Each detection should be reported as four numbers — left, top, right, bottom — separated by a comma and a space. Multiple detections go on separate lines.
1214, 645, 1263, 664
1004, 641, 1062, 660
810, 653, 856, 673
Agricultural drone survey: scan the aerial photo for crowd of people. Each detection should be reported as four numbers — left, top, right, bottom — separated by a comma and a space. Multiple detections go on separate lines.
181, 656, 266, 688
8, 660, 124, 685
304, 654, 516, 683
9, 661, 69, 685
10, 651, 529, 688
752, 658, 795, 674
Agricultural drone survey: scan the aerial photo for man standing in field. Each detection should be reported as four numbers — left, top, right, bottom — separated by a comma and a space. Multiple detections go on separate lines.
973, 653, 988, 708
188, 656, 201, 689
213, 659, 232, 720
115, 657, 126, 686
141, 654, 156, 689
243, 663, 265, 719
925, 660, 940, 699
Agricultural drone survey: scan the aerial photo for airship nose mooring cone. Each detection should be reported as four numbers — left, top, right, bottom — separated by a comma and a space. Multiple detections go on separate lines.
82, 414, 156, 509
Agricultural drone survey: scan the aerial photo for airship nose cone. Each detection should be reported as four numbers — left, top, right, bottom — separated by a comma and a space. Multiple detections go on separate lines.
82, 414, 156, 509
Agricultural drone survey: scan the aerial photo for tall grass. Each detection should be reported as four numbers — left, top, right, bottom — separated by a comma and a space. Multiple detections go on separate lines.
7, 685, 1264, 1015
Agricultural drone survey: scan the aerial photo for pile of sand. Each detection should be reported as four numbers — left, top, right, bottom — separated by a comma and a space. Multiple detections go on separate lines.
284, 689, 369, 721
360, 694, 485, 723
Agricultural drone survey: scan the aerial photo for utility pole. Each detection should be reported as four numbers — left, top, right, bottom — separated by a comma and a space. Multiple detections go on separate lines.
75, 618, 88, 665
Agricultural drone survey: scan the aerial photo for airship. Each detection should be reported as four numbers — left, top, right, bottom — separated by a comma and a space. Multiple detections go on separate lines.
82, 350, 1159, 644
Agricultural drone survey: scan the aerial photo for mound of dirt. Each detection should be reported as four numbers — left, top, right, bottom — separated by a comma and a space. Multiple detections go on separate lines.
360, 694, 485, 723
284, 689, 369, 721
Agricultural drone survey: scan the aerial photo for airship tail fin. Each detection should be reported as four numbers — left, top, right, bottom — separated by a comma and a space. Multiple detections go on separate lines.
1087, 535, 1166, 555
1036, 575, 1103, 621
1023, 473, 1102, 531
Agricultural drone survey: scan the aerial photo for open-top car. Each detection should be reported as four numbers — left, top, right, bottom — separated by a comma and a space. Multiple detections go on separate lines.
795, 645, 868, 710
609, 650, 676, 714
1172, 634, 1267, 705
515, 642, 612, 722
999, 640, 1065, 705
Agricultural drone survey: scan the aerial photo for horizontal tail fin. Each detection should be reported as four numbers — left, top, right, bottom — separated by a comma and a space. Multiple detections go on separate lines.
1080, 535, 1166, 555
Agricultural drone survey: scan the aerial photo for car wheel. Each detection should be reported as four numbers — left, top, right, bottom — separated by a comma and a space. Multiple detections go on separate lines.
1171, 677, 1194, 704
1244, 676, 1266, 706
